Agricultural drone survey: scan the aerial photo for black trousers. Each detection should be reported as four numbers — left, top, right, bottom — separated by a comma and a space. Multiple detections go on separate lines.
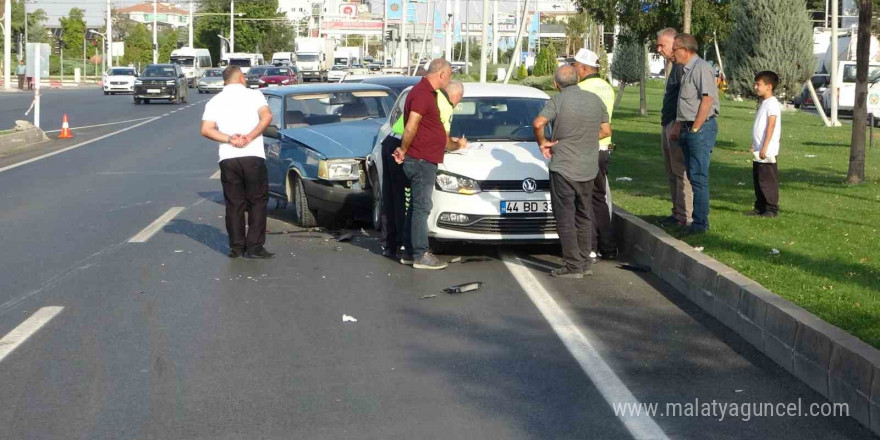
550, 171, 594, 271
379, 135, 408, 252
753, 161, 779, 214
591, 150, 616, 254
219, 157, 269, 252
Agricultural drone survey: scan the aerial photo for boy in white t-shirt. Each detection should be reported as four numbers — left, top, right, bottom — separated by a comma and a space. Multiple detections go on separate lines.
746, 71, 781, 217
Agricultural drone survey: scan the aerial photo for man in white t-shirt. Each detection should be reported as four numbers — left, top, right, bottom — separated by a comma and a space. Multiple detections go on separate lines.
200, 66, 274, 258
747, 71, 781, 218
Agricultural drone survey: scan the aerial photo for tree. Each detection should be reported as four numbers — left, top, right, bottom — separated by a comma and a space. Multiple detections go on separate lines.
158, 28, 179, 62
848, 0, 871, 184
115, 21, 152, 66
194, 0, 296, 62
533, 42, 557, 76
59, 8, 87, 59
610, 36, 644, 111
564, 12, 590, 54
724, 0, 813, 99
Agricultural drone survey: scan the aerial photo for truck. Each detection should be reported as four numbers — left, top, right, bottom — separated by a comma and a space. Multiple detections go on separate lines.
333, 46, 364, 68
295, 37, 331, 82
271, 52, 296, 66
170, 47, 213, 87
219, 52, 265, 74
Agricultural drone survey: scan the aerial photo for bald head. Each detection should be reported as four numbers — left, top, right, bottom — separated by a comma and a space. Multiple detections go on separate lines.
425, 58, 453, 89
554, 65, 579, 89
445, 81, 464, 106
223, 65, 244, 85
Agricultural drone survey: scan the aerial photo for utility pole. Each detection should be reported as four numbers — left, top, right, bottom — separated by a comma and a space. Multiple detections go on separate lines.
152, 0, 158, 63
188, 0, 194, 47
479, 0, 489, 82
4, 0, 11, 89
464, 0, 469, 75
107, 0, 113, 68
400, 0, 407, 69
444, 0, 452, 61
491, 0, 498, 64
230, 0, 235, 52
831, 0, 840, 126
503, 0, 528, 83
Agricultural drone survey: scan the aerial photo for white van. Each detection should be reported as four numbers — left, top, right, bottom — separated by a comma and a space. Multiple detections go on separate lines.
271, 52, 296, 66
170, 47, 212, 87
220, 53, 265, 74
822, 61, 880, 113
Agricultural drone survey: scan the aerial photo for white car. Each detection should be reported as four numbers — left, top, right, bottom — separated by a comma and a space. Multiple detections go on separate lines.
328, 65, 349, 82
102, 67, 138, 95
367, 83, 556, 252
822, 61, 880, 114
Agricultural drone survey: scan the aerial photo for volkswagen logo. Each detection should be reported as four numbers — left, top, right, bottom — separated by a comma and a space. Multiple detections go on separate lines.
522, 178, 538, 193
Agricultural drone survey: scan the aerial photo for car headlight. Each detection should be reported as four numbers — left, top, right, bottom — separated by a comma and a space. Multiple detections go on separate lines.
199, 80, 206, 85
436, 171, 481, 195
134, 80, 143, 85
318, 159, 361, 181
166, 80, 175, 85
259, 79, 265, 84
281, 79, 290, 84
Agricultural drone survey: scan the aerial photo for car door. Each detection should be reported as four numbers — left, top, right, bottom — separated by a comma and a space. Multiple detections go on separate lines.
264, 94, 286, 195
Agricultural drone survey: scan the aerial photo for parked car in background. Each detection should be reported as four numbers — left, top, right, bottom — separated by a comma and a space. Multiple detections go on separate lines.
366, 83, 554, 252
260, 83, 393, 227
197, 68, 224, 94
245, 66, 271, 89
103, 67, 138, 95
328, 65, 349, 82
349, 64, 370, 75
133, 64, 189, 104
257, 66, 301, 87
793, 74, 829, 109
367, 63, 383, 72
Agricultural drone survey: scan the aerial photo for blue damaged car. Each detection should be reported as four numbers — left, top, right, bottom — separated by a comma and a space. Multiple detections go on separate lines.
260, 83, 393, 227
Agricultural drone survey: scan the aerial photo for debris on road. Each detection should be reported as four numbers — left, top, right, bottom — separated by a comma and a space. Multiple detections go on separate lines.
443, 282, 483, 294
335, 231, 355, 242
342, 314, 358, 322
617, 263, 651, 273
616, 176, 633, 182
360, 228, 370, 237
419, 295, 437, 300
174, 250, 184, 253
449, 256, 462, 263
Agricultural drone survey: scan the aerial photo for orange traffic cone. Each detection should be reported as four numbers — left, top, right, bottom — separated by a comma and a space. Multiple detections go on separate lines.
58, 114, 73, 139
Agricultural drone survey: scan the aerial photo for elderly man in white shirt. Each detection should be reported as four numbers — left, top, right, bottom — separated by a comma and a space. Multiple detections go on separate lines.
200, 66, 274, 259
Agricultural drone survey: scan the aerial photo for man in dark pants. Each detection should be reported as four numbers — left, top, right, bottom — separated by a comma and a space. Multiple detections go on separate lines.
379, 133, 408, 260
200, 66, 274, 259
392, 58, 464, 270
671, 33, 720, 234
533, 65, 611, 278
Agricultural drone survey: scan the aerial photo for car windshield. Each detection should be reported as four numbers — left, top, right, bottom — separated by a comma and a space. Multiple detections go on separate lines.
331, 65, 346, 71
229, 58, 252, 67
450, 97, 548, 141
298, 54, 318, 62
204, 69, 223, 77
142, 66, 176, 77
265, 68, 288, 76
247, 67, 267, 76
109, 68, 136, 76
170, 56, 194, 66
284, 91, 389, 127
842, 65, 880, 83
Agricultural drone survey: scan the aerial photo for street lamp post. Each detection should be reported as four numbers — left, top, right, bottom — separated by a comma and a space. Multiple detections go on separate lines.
107, 0, 113, 69
89, 30, 106, 74
152, 0, 158, 63
188, 0, 194, 48
4, 0, 12, 89
230, 0, 235, 53
217, 34, 231, 59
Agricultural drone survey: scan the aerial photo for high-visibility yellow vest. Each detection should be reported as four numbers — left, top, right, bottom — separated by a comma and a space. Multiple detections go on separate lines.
392, 90, 454, 136
578, 76, 615, 148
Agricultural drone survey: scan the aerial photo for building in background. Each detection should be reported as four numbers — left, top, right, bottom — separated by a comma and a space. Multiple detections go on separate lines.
116, 2, 190, 28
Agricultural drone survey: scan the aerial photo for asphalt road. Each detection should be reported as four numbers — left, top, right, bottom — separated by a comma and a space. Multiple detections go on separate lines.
0, 88, 874, 440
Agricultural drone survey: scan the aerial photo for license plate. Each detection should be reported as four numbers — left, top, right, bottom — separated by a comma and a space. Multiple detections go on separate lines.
147, 89, 160, 93
249, 85, 259, 88
501, 200, 552, 214
268, 84, 279, 87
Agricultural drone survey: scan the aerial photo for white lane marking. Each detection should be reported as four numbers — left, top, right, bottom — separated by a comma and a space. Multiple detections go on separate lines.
0, 307, 64, 363
129, 207, 185, 243
210, 170, 221, 180
162, 113, 170, 116
0, 117, 160, 174
500, 252, 669, 440
43, 116, 155, 133
516, 256, 559, 272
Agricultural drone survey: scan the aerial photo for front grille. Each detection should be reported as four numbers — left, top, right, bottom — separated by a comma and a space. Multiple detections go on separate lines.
479, 179, 550, 192
111, 81, 127, 85
438, 215, 556, 234
140, 80, 168, 87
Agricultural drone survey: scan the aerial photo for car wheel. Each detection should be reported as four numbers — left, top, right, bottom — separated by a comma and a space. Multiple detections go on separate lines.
289, 173, 317, 227
143, 99, 150, 104
371, 170, 382, 232
134, 98, 142, 105
103, 91, 109, 95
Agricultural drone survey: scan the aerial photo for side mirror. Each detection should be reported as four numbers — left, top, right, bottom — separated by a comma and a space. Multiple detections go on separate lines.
264, 125, 280, 139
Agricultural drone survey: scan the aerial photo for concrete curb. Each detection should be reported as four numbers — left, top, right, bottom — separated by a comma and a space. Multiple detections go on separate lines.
613, 206, 880, 436
0, 127, 49, 151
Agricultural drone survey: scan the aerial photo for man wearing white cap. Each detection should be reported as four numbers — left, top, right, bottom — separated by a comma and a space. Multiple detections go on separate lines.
573, 48, 617, 261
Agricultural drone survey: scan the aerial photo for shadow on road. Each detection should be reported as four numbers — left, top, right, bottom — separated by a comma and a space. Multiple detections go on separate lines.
163, 218, 228, 255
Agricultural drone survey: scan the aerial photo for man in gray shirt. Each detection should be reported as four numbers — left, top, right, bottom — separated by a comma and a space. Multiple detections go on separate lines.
533, 65, 611, 278
672, 33, 719, 234
656, 27, 692, 228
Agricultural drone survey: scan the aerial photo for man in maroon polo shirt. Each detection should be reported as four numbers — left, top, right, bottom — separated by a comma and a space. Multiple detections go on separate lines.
392, 58, 458, 270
